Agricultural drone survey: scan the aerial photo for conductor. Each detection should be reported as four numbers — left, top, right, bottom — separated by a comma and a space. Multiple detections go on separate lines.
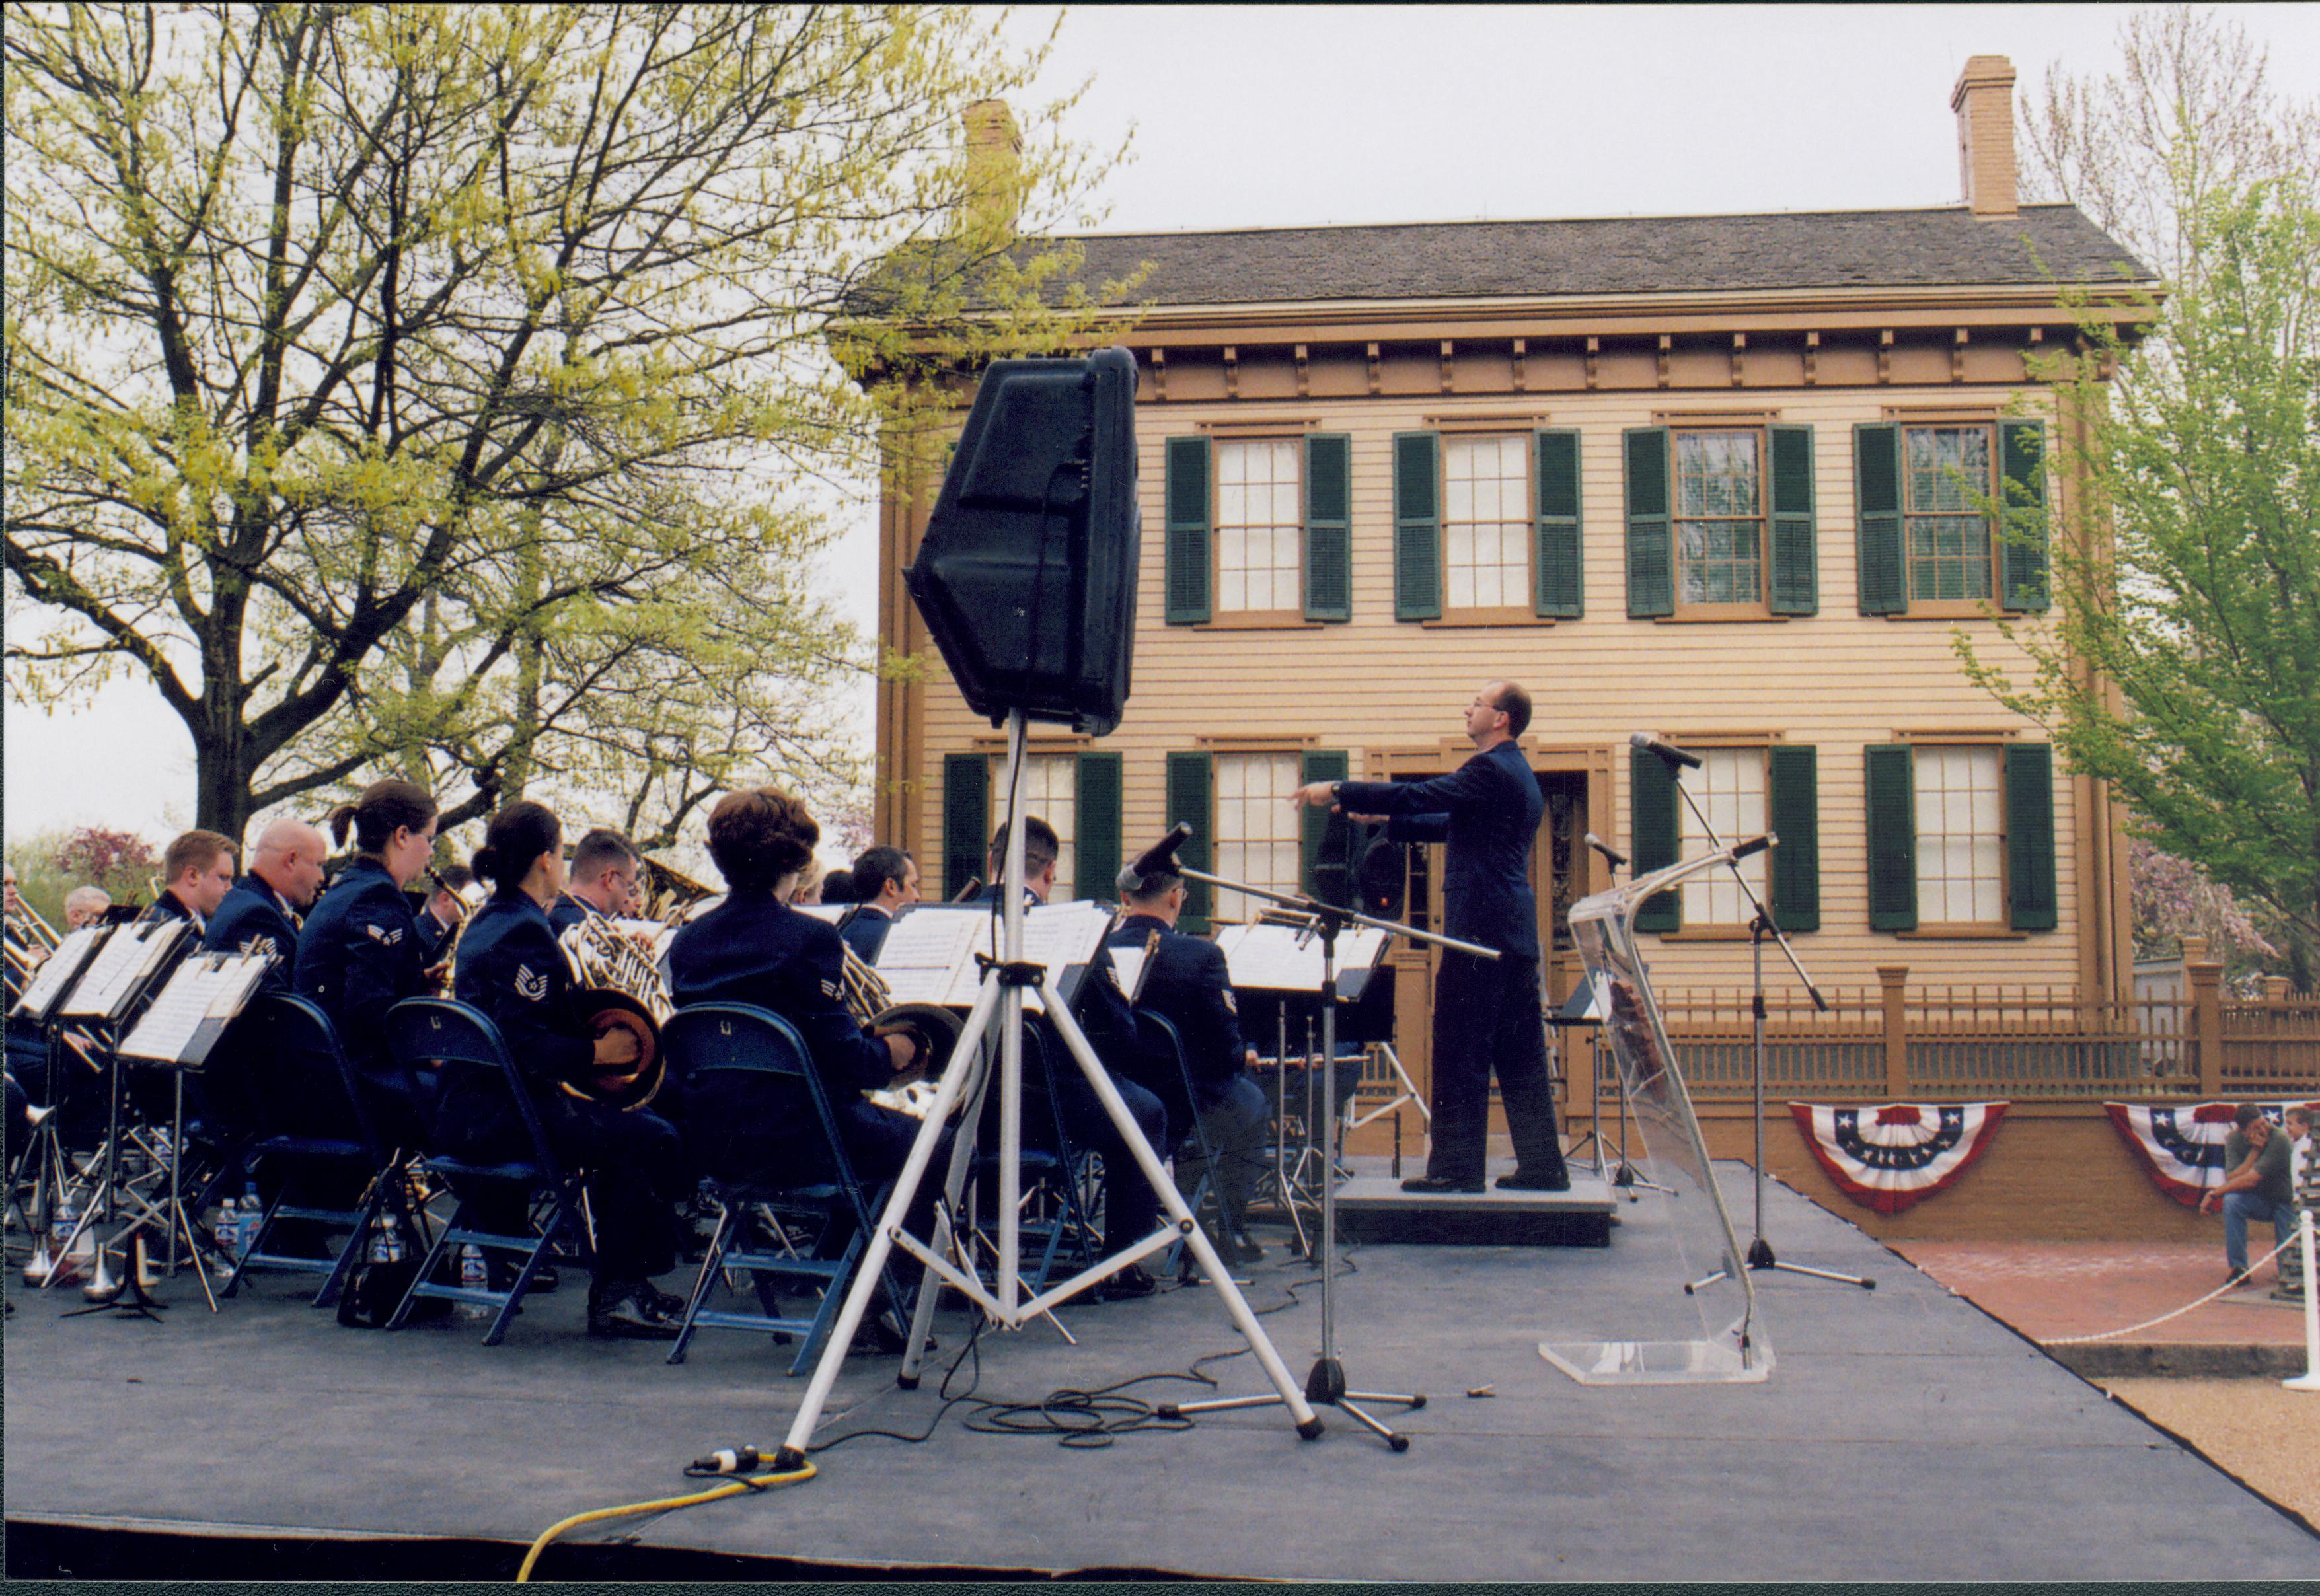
1292, 680, 1571, 1194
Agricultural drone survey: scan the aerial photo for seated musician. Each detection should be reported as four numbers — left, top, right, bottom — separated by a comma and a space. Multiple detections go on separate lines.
1109, 866, 1271, 1265
144, 830, 239, 932
979, 818, 1169, 1301
64, 885, 112, 930
293, 780, 441, 1151
839, 846, 918, 964
549, 829, 640, 937
665, 787, 934, 1197
3, 865, 53, 1116
416, 863, 474, 968
442, 800, 691, 1340
204, 819, 328, 994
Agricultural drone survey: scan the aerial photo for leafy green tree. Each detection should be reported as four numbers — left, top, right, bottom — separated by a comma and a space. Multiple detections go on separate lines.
5, 3, 1123, 842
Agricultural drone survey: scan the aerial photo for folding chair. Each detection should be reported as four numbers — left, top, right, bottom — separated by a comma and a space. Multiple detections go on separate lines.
217, 994, 423, 1309
381, 998, 590, 1344
1133, 1010, 1225, 1280
972, 1017, 1105, 1293
658, 1003, 909, 1371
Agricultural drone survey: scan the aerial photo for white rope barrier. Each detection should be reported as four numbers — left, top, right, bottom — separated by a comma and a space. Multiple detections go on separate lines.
2044, 1229, 2300, 1346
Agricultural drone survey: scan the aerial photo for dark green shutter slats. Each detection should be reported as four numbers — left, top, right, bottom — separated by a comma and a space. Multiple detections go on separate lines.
1767, 424, 1818, 616
1392, 431, 1442, 621
1075, 752, 1122, 904
1300, 750, 1350, 896
1166, 750, 1213, 931
1864, 743, 1917, 931
942, 753, 989, 900
1998, 419, 2050, 612
1534, 428, 1584, 618
1624, 427, 1673, 618
1304, 433, 1352, 621
2006, 742, 2058, 931
1766, 744, 1820, 933
1164, 435, 1211, 624
1630, 744, 1680, 931
1854, 423, 1906, 615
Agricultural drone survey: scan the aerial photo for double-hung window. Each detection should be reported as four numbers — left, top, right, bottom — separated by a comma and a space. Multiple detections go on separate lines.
1904, 425, 1995, 604
1676, 748, 1770, 926
1215, 439, 1302, 616
1212, 752, 1302, 924
1442, 435, 1532, 614
1672, 429, 1767, 615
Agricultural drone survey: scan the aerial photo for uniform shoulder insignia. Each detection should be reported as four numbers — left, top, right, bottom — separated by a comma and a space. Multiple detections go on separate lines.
820, 978, 844, 1001
514, 964, 550, 1002
239, 935, 278, 962
1222, 988, 1237, 1015
365, 922, 405, 946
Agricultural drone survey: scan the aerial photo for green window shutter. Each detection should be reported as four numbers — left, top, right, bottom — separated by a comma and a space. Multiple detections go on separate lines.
1165, 750, 1214, 932
1623, 427, 1673, 618
1392, 431, 1442, 621
1630, 744, 1680, 932
1534, 428, 1583, 618
1304, 433, 1352, 622
1164, 435, 1211, 624
1299, 749, 1350, 896
942, 753, 989, 900
2005, 742, 2059, 931
1766, 744, 1820, 933
1864, 743, 1918, 931
1076, 751, 1123, 904
1767, 424, 1818, 616
1998, 419, 2050, 612
1854, 423, 1906, 615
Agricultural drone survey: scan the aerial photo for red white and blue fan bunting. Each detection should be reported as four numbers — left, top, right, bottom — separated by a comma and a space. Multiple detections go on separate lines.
2104, 1101, 2320, 1208
1787, 1101, 2010, 1214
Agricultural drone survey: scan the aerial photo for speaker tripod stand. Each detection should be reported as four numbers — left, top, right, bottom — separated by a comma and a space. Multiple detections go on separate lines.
1154, 854, 1497, 1451
771, 713, 1321, 1470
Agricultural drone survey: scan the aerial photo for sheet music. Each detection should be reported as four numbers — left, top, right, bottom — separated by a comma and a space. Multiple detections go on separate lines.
869, 907, 991, 1009
1109, 940, 1152, 1003
794, 905, 846, 925
11, 925, 108, 1019
118, 953, 272, 1063
1215, 922, 1392, 994
60, 920, 189, 1019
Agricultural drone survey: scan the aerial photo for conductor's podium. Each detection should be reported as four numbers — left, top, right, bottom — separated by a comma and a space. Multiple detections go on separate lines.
1331, 1167, 1616, 1247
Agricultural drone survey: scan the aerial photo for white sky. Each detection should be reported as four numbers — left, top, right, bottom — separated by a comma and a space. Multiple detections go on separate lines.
8, 3, 2316, 849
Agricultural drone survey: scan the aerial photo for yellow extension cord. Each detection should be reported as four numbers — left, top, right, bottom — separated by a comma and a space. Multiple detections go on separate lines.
515, 1457, 817, 1581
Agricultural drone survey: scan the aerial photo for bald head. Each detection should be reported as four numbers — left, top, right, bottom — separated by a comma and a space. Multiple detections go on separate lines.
252, 818, 329, 909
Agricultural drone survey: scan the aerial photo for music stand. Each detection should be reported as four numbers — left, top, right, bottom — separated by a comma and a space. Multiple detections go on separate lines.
10, 925, 112, 1286
770, 711, 1323, 1472
1154, 844, 1497, 1451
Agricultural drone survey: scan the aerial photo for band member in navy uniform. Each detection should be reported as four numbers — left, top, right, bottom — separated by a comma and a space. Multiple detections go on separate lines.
204, 819, 328, 994
548, 828, 641, 938
143, 830, 239, 932
979, 818, 1168, 1299
667, 788, 934, 1203
838, 846, 918, 964
416, 863, 475, 968
1109, 866, 1271, 1263
443, 801, 691, 1339
1296, 680, 1571, 1194
294, 780, 441, 1151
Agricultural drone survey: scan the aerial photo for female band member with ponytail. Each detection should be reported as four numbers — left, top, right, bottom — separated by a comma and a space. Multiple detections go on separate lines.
441, 801, 691, 1340
293, 779, 441, 1150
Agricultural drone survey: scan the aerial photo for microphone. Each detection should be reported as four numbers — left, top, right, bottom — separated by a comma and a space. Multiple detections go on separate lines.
1583, 832, 1628, 871
1127, 822, 1193, 879
1629, 731, 1703, 770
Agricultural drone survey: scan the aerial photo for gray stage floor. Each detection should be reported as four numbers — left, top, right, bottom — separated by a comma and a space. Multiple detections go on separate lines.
7, 1167, 2317, 1581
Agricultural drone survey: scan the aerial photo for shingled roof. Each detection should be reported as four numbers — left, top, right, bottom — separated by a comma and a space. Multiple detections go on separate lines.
1029, 203, 2150, 306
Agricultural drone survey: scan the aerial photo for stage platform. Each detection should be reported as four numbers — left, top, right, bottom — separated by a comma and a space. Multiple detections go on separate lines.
1329, 1171, 1616, 1247
7, 1163, 2317, 1581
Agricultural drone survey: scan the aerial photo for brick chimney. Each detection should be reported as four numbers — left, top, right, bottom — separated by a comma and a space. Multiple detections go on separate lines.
1951, 55, 2019, 217
961, 98, 1023, 240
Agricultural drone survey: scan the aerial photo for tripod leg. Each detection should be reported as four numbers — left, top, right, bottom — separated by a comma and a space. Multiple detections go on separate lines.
1334, 1397, 1410, 1452
901, 1028, 1002, 1385
1038, 988, 1320, 1435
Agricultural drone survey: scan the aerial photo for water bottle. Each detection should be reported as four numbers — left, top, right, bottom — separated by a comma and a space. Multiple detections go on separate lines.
369, 1215, 393, 1266
215, 1198, 239, 1260
51, 1193, 77, 1255
459, 1245, 488, 1318
238, 1180, 262, 1258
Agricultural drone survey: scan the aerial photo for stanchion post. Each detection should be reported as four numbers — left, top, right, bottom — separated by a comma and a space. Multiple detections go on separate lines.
2287, 1209, 2320, 1394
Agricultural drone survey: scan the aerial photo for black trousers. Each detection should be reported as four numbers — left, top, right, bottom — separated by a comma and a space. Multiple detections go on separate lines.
448, 1095, 689, 1283
1426, 949, 1566, 1183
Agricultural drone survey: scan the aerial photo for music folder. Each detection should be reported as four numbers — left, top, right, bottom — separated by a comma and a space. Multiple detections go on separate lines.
57, 918, 194, 1023
1213, 921, 1393, 1001
10, 924, 112, 1023
869, 901, 1117, 1013
118, 952, 273, 1068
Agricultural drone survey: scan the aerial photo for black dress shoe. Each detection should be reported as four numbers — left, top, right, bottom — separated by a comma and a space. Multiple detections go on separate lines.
1400, 1174, 1483, 1194
1495, 1169, 1573, 1192
586, 1277, 681, 1340
1228, 1230, 1267, 1264
1096, 1263, 1160, 1301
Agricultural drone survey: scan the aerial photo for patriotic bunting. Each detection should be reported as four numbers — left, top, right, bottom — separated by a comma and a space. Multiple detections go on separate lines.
2103, 1101, 2320, 1208
1787, 1101, 2010, 1214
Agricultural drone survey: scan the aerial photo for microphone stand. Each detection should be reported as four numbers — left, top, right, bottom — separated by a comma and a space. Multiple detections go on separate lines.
1577, 835, 1671, 1199
1649, 750, 1873, 1291
1155, 854, 1497, 1452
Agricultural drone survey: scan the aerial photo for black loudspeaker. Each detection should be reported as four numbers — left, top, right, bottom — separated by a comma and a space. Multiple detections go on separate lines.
1358, 836, 1407, 920
903, 347, 1141, 735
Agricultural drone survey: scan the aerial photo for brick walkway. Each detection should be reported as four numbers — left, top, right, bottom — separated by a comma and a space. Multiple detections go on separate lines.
1893, 1239, 2307, 1347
